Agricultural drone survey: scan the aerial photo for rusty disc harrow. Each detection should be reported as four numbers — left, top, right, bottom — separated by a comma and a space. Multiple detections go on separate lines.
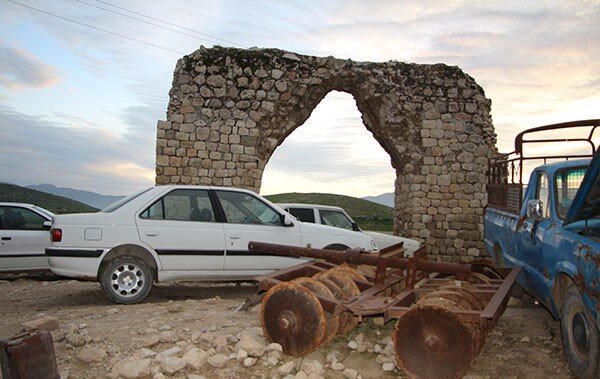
260, 282, 326, 357
291, 277, 340, 344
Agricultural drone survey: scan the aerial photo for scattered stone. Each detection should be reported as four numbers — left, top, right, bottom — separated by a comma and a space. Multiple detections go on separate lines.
294, 371, 308, 379
183, 347, 208, 369
78, 323, 87, 329
22, 316, 60, 331
301, 359, 324, 375
347, 340, 358, 350
114, 357, 151, 379
279, 361, 295, 375
137, 348, 157, 359
159, 330, 178, 343
160, 356, 187, 374
326, 350, 340, 363
106, 308, 119, 315
243, 357, 257, 367
143, 335, 160, 347
235, 330, 266, 357
331, 361, 345, 371
187, 375, 207, 379
167, 304, 183, 313
65, 333, 86, 347
236, 349, 248, 359
266, 342, 283, 352
207, 353, 229, 368
159, 324, 172, 331
157, 346, 182, 358
382, 362, 396, 371
343, 368, 359, 379
521, 336, 531, 343
75, 346, 107, 363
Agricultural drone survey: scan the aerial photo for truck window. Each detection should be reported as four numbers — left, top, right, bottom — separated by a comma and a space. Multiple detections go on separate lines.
287, 208, 315, 223
555, 167, 587, 219
536, 172, 551, 218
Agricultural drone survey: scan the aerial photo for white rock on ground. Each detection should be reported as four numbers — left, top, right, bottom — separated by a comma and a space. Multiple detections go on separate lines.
75, 346, 107, 363
207, 353, 229, 368
182, 347, 208, 369
301, 360, 324, 375
278, 361, 295, 375
137, 348, 157, 359
331, 361, 345, 371
382, 362, 395, 371
343, 368, 359, 379
22, 316, 60, 331
114, 357, 152, 379
159, 356, 187, 374
243, 357, 257, 367
235, 330, 266, 357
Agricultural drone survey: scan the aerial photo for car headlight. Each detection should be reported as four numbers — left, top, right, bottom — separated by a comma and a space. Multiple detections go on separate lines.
370, 240, 378, 251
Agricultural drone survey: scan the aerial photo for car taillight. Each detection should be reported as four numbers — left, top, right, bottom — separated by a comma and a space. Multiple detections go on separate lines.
51, 228, 62, 242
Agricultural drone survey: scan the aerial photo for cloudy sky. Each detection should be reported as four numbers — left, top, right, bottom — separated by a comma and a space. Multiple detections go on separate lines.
1, 0, 598, 197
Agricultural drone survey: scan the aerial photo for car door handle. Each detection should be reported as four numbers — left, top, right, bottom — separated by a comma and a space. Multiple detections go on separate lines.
229, 235, 242, 240
1, 237, 11, 241
145, 232, 159, 237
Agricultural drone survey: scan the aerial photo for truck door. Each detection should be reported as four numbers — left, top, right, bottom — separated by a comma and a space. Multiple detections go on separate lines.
518, 171, 553, 301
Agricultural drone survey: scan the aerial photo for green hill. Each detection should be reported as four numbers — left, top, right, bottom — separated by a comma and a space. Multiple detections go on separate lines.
265, 192, 394, 231
0, 183, 98, 214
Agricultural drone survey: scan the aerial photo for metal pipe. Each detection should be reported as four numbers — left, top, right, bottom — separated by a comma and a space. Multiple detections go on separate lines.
248, 241, 473, 275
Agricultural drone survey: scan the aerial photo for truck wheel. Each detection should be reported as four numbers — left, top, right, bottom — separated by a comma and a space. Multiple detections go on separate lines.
100, 256, 153, 304
560, 287, 600, 378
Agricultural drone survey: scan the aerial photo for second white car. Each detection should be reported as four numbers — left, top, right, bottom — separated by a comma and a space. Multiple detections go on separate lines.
46, 186, 376, 304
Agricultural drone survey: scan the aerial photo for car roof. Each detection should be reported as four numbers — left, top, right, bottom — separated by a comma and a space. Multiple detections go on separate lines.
278, 203, 345, 211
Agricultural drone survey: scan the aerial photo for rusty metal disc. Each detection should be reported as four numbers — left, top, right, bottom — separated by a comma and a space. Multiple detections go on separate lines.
466, 272, 494, 285
316, 275, 351, 334
292, 277, 340, 344
437, 285, 485, 311
332, 264, 368, 283
393, 305, 476, 379
470, 258, 503, 280
260, 282, 326, 357
321, 270, 361, 333
420, 289, 481, 312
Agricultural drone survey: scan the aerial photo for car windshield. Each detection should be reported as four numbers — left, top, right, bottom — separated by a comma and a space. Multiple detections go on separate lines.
32, 205, 54, 218
102, 188, 152, 213
555, 166, 587, 220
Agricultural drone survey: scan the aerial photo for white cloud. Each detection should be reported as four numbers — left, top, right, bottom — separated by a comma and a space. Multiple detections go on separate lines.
0, 44, 61, 90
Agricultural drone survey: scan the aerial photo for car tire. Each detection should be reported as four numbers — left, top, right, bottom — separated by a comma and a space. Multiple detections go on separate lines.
324, 244, 350, 251
560, 286, 600, 378
100, 256, 153, 304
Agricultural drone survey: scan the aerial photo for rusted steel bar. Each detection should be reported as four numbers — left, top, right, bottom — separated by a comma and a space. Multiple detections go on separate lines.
248, 241, 473, 275
480, 266, 521, 320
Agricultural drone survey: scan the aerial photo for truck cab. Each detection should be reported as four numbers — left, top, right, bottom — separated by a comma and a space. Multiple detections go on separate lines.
484, 119, 600, 378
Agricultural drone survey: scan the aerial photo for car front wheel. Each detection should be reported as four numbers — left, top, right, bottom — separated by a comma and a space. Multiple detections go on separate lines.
100, 256, 153, 304
560, 286, 600, 378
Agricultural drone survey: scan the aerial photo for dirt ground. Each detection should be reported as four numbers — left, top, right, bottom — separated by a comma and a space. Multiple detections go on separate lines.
0, 273, 573, 379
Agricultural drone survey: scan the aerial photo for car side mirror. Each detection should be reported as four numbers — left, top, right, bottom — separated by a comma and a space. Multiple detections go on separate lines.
42, 220, 52, 230
526, 199, 544, 221
351, 222, 360, 232
281, 213, 294, 227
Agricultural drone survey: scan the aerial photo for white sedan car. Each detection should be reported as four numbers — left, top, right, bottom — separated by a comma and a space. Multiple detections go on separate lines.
0, 203, 53, 272
47, 186, 376, 304
278, 203, 421, 254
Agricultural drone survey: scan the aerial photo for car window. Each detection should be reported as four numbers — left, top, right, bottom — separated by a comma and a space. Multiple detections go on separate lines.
140, 189, 215, 222
555, 166, 587, 220
0, 207, 47, 230
287, 208, 315, 223
216, 191, 282, 226
535, 172, 550, 218
320, 209, 354, 230
103, 188, 152, 212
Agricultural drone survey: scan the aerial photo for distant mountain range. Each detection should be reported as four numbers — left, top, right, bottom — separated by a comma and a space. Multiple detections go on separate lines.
27, 184, 124, 209
362, 192, 394, 207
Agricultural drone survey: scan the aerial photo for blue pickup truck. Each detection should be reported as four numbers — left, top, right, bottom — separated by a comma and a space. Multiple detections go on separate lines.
485, 119, 600, 378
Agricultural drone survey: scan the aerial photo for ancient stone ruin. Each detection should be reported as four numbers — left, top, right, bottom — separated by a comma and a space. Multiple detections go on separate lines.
156, 46, 496, 261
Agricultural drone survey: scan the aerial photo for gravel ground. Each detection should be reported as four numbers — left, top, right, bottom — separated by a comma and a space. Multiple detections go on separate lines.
0, 273, 573, 379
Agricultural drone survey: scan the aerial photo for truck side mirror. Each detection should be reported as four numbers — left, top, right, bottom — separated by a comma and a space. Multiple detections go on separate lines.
526, 199, 544, 221
281, 213, 294, 227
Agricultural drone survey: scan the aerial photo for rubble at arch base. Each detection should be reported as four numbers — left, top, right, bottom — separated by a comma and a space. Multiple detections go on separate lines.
156, 46, 496, 262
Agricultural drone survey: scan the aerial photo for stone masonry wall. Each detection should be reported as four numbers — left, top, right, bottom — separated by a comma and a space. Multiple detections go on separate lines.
156, 46, 496, 262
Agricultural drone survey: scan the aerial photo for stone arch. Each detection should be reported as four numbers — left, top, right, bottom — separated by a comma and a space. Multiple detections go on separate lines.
156, 46, 496, 261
